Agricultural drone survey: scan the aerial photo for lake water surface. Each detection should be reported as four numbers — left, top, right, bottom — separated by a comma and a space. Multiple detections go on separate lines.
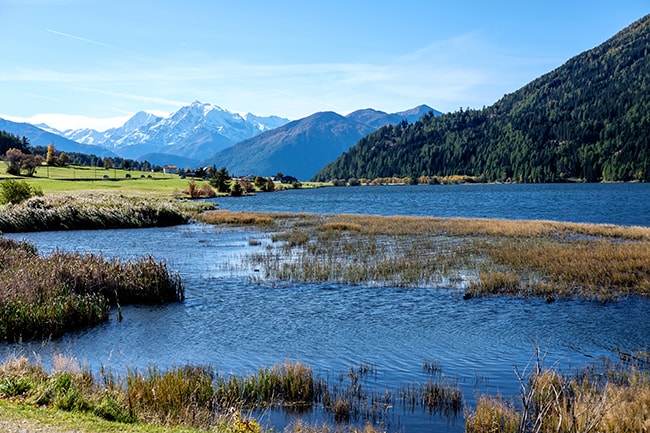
2, 184, 649, 432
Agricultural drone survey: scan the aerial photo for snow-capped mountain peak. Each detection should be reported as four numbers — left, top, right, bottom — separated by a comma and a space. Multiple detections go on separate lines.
58, 101, 290, 163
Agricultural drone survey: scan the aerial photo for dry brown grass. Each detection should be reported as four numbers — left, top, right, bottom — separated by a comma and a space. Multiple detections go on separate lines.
202, 211, 650, 300
467, 366, 650, 433
197, 210, 306, 227
465, 396, 520, 433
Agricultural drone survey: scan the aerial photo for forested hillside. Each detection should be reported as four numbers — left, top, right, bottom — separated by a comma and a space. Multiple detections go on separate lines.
313, 15, 650, 183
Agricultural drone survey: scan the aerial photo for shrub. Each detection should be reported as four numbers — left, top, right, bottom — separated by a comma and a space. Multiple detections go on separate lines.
0, 179, 43, 205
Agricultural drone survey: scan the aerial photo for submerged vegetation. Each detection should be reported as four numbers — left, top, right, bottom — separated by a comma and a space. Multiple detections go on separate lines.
0, 192, 215, 232
199, 211, 650, 301
0, 238, 183, 341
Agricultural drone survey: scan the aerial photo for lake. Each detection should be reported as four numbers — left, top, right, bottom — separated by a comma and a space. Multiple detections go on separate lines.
213, 182, 650, 226
2, 183, 650, 432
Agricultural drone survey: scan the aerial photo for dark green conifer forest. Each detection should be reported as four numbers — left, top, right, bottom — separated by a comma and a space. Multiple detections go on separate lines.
313, 15, 650, 183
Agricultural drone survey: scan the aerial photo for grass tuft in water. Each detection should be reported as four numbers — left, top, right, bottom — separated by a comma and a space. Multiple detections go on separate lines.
0, 238, 184, 341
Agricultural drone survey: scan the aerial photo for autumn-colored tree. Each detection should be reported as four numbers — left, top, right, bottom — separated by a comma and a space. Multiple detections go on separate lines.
3, 148, 43, 176
46, 143, 58, 166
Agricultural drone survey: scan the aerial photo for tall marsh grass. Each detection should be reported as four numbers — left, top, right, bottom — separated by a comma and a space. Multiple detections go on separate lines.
215, 360, 314, 409
466, 360, 650, 433
0, 238, 183, 341
0, 192, 215, 232
202, 212, 650, 300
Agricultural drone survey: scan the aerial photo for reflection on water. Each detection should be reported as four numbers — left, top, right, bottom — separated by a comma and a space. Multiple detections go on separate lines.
3, 222, 649, 432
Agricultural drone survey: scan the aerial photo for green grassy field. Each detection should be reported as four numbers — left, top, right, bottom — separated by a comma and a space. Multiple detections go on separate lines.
0, 162, 196, 197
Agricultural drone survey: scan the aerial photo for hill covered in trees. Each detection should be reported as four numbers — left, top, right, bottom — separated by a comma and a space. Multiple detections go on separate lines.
313, 15, 650, 183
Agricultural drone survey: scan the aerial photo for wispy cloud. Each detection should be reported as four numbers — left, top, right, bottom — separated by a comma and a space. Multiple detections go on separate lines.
46, 28, 115, 49
73, 87, 186, 108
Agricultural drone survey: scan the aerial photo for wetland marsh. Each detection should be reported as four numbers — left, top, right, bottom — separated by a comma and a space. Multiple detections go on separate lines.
2, 184, 649, 432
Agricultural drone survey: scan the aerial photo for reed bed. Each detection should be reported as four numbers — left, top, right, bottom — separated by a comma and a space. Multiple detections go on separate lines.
198, 209, 304, 228
5, 354, 644, 433
202, 211, 650, 301
465, 362, 650, 433
0, 238, 183, 341
0, 192, 215, 232
0, 356, 464, 432
0, 356, 224, 429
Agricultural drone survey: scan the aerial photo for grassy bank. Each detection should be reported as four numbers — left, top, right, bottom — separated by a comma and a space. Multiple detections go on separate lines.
198, 211, 650, 301
0, 238, 183, 341
0, 193, 214, 232
0, 400, 207, 433
0, 356, 452, 432
1, 355, 647, 433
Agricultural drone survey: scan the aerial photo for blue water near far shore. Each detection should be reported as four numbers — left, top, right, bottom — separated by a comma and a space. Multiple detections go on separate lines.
211, 182, 650, 226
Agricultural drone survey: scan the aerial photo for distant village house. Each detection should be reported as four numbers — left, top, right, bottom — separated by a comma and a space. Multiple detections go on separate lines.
162, 165, 178, 174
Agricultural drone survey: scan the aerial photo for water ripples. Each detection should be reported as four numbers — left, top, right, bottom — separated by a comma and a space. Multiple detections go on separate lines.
3, 188, 650, 432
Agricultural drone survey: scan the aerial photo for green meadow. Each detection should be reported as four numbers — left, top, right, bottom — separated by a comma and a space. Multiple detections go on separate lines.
0, 162, 193, 196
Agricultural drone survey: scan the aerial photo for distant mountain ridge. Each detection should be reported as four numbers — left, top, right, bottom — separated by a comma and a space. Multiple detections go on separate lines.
53, 101, 290, 165
201, 105, 439, 179
1, 102, 438, 173
313, 15, 650, 183
0, 118, 117, 157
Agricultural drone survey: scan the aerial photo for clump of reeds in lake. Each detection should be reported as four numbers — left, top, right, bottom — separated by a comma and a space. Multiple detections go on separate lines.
215, 360, 314, 409
0, 238, 183, 341
201, 211, 650, 301
0, 192, 215, 232
126, 364, 216, 426
465, 357, 650, 433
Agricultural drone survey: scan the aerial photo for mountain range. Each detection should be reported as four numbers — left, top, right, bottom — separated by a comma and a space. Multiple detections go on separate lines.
1, 102, 438, 178
45, 101, 290, 167
0, 118, 118, 158
314, 14, 650, 183
200, 105, 438, 179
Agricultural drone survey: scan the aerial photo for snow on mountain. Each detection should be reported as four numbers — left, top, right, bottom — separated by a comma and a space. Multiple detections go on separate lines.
62, 101, 290, 162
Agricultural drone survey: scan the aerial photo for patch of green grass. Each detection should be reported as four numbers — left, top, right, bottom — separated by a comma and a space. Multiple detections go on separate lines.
0, 162, 195, 197
0, 400, 211, 433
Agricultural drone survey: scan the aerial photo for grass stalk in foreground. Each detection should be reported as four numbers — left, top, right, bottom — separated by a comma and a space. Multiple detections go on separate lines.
465, 357, 650, 433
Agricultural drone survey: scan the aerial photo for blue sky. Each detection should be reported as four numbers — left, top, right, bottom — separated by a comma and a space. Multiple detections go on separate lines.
0, 0, 647, 131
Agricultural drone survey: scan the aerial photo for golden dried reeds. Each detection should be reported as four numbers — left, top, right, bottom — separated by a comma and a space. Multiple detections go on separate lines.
0, 193, 215, 232
0, 238, 183, 341
201, 211, 650, 301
